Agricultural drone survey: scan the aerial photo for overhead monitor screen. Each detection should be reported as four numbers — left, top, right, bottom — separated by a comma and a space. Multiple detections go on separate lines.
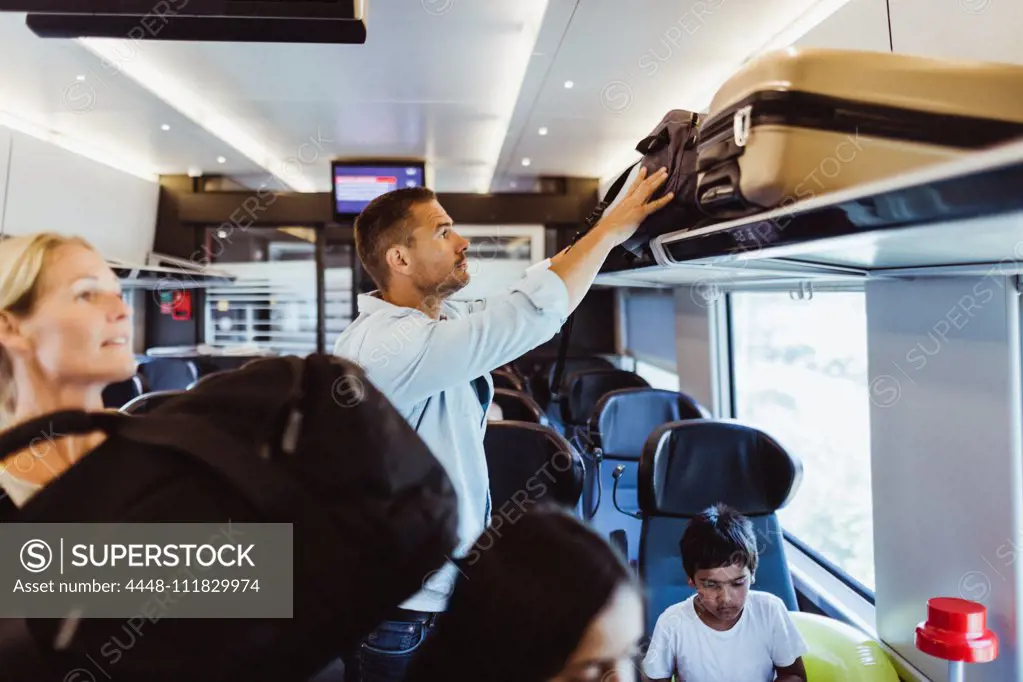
332, 162, 426, 219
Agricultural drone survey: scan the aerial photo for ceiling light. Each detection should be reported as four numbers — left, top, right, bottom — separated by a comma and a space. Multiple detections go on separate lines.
538, 126, 548, 136
564, 80, 574, 89
0, 110, 157, 182
521, 158, 531, 167
510, 181, 518, 189
77, 38, 319, 192
75, 74, 86, 82
217, 156, 226, 164
187, 166, 202, 177
473, 6, 549, 194
161, 124, 170, 131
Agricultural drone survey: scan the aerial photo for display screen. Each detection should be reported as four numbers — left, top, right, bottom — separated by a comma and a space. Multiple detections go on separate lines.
332, 163, 426, 218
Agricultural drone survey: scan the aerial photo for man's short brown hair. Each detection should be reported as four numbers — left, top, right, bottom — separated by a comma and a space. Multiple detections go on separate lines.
354, 187, 436, 290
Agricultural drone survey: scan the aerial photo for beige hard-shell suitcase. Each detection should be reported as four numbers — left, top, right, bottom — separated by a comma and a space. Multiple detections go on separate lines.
695, 47, 1023, 216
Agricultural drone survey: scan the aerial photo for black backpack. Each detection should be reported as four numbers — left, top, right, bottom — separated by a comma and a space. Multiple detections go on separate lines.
591, 109, 703, 260
550, 110, 703, 398
0, 354, 459, 682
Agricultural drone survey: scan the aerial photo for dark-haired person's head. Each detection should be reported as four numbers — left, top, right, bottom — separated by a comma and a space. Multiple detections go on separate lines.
353, 187, 471, 297
680, 503, 759, 624
405, 504, 643, 682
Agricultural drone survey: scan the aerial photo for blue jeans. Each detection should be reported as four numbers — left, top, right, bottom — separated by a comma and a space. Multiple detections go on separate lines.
343, 616, 437, 682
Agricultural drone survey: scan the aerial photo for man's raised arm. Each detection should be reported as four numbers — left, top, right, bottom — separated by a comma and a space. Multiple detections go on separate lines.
549, 166, 672, 312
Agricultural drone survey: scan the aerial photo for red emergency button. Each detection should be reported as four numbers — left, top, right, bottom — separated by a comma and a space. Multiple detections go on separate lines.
915, 597, 999, 663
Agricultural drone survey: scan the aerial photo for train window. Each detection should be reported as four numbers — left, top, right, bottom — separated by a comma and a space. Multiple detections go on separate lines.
729, 291, 874, 592
633, 358, 680, 391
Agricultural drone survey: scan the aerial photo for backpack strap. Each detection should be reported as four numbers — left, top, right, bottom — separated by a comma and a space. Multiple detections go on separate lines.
550, 162, 638, 399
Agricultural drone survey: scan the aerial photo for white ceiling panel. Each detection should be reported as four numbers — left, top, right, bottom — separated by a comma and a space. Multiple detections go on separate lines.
0, 13, 269, 179
889, 0, 1023, 65
74, 1, 550, 193
1, 0, 1020, 200
493, 0, 867, 187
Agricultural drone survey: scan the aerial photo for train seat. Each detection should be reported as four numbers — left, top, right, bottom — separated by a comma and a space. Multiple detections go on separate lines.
137, 358, 199, 392
120, 390, 186, 415
637, 419, 802, 635
483, 421, 584, 515
582, 388, 707, 564
554, 368, 649, 435
491, 389, 549, 426
491, 368, 525, 392
530, 355, 615, 411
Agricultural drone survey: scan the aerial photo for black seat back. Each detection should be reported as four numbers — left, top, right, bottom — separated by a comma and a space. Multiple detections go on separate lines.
582, 388, 707, 562
137, 358, 199, 392
530, 356, 614, 410
491, 389, 548, 426
491, 368, 525, 392
638, 419, 802, 635
483, 421, 584, 513
563, 369, 649, 427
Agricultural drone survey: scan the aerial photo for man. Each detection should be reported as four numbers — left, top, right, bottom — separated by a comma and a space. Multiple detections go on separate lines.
334, 166, 673, 682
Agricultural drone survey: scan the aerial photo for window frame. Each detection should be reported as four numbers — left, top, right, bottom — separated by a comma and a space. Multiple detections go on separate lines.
721, 288, 876, 600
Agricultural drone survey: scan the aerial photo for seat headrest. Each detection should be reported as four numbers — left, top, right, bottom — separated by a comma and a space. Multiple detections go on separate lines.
492, 389, 548, 426
564, 369, 649, 425
591, 388, 706, 459
483, 421, 584, 508
638, 420, 801, 516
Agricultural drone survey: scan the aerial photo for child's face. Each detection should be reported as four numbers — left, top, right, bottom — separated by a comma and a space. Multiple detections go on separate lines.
688, 562, 751, 623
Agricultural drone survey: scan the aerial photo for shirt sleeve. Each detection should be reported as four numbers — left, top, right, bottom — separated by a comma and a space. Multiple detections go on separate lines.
642, 609, 678, 680
769, 599, 810, 667
357, 266, 570, 408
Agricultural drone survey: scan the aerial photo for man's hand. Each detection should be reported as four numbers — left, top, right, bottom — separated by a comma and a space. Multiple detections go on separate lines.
593, 166, 673, 246
547, 165, 675, 313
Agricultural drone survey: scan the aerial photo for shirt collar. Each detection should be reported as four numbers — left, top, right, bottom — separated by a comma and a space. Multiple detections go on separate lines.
357, 290, 456, 320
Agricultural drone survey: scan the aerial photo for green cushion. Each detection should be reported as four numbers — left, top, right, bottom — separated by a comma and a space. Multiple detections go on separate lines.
791, 612, 900, 681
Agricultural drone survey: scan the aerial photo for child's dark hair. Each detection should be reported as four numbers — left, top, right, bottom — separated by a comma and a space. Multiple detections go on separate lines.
680, 503, 759, 579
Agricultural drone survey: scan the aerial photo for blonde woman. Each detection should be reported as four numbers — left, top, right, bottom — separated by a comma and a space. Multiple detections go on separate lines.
0, 233, 136, 508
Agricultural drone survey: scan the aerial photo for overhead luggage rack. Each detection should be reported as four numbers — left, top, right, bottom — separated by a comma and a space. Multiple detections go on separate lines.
646, 137, 1023, 277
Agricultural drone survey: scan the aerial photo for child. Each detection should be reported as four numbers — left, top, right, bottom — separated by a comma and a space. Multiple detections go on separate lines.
642, 503, 808, 682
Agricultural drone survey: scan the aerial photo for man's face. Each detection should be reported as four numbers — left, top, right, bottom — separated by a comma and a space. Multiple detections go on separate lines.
404, 199, 470, 296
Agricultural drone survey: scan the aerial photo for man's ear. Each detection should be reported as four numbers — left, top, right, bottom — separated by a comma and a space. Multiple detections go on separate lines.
687, 576, 696, 589
384, 244, 412, 278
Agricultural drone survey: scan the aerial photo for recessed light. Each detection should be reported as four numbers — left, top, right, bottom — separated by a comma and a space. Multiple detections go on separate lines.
538, 126, 548, 136
521, 158, 531, 167
564, 80, 574, 89
161, 124, 170, 131
217, 156, 226, 164
76, 75, 86, 82
217, 229, 228, 239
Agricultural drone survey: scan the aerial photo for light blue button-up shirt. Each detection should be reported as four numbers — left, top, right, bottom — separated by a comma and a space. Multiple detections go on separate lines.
333, 262, 570, 612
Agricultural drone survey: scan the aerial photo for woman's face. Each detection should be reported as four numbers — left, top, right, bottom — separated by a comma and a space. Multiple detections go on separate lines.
9, 243, 136, 387
552, 583, 645, 682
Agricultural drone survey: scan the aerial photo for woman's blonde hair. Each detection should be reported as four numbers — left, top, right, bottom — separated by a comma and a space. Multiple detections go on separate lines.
0, 233, 93, 424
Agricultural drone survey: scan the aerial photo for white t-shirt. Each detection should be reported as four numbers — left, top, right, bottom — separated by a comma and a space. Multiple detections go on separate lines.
642, 591, 808, 682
